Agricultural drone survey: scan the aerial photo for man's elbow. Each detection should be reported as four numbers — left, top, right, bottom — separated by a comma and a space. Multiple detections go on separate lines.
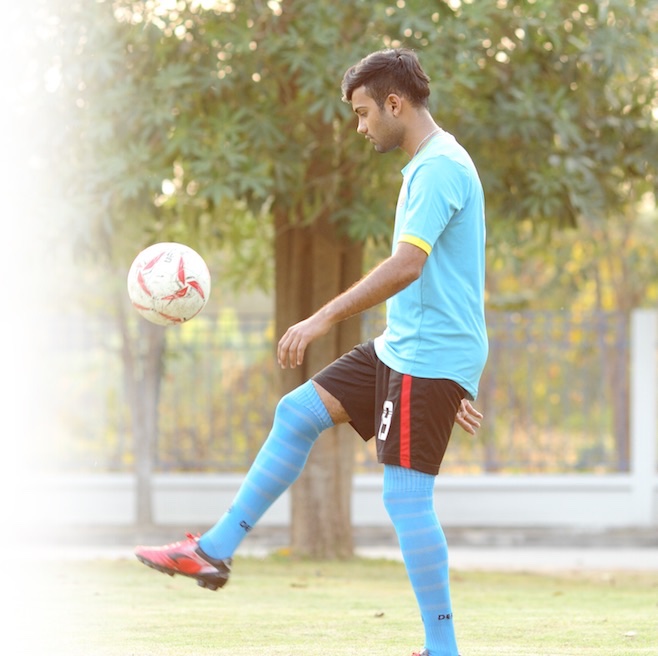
400, 260, 424, 286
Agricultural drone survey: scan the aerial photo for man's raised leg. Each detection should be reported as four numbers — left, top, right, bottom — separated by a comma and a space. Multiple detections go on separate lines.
135, 380, 334, 589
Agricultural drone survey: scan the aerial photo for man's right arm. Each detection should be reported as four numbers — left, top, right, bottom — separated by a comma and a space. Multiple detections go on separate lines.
277, 241, 427, 369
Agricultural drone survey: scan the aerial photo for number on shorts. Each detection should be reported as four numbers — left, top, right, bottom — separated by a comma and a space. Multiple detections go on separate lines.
378, 400, 394, 441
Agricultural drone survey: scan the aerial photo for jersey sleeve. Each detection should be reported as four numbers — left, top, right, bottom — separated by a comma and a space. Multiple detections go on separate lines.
398, 156, 467, 254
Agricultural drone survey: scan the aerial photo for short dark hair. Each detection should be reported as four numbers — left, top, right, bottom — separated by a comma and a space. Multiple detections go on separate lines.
341, 48, 431, 109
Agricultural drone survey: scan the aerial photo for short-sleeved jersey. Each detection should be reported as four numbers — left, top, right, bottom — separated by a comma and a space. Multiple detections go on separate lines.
373, 130, 488, 399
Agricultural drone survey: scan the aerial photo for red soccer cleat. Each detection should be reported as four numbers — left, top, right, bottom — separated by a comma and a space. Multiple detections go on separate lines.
135, 533, 231, 591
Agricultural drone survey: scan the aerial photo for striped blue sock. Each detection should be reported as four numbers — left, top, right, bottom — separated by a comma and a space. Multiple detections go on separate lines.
198, 380, 333, 560
383, 465, 459, 656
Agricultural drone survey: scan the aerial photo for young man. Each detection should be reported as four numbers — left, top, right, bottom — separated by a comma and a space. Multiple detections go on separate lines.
136, 48, 488, 656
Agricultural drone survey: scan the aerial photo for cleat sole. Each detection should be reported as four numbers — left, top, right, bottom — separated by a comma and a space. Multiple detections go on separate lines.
136, 554, 227, 591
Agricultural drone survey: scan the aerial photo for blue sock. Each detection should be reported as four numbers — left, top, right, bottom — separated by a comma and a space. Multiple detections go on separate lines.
383, 465, 458, 656
198, 380, 333, 560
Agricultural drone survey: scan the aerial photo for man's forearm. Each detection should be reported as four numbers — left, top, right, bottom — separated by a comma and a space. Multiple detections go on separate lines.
314, 249, 422, 328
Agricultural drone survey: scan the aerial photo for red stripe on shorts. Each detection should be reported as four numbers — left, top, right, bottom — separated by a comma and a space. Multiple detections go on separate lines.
400, 374, 412, 468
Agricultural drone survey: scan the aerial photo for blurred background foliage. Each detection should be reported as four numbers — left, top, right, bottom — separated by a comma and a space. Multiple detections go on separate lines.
10, 0, 658, 476
50, 307, 632, 474
15, 0, 658, 308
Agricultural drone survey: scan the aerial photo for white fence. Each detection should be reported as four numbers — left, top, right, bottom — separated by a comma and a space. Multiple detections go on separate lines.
41, 310, 657, 532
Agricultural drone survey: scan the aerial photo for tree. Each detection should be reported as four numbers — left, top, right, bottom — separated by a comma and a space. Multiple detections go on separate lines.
28, 0, 658, 553
34, 0, 398, 551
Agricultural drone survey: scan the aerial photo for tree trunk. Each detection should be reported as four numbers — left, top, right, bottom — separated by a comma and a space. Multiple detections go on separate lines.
274, 208, 363, 558
118, 298, 166, 528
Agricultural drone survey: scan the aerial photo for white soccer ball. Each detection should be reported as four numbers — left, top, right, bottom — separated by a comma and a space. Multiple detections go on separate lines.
127, 242, 211, 326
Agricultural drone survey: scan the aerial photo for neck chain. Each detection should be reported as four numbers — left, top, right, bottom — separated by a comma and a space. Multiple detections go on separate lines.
413, 127, 441, 158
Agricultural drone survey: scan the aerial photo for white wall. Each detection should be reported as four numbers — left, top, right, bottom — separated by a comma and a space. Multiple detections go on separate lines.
40, 470, 658, 531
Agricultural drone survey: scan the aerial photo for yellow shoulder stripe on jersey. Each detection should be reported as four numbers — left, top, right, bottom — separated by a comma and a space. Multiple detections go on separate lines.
400, 234, 432, 255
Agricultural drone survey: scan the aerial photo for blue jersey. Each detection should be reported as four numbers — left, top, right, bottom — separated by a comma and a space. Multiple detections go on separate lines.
374, 130, 488, 399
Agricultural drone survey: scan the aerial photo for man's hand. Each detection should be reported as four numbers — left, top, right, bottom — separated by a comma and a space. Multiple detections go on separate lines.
455, 398, 483, 434
277, 313, 333, 369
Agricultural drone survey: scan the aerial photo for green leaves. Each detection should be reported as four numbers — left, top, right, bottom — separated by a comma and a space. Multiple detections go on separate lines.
36, 0, 658, 294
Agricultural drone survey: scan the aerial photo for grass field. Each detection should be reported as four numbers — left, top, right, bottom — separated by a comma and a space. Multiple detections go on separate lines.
21, 555, 658, 656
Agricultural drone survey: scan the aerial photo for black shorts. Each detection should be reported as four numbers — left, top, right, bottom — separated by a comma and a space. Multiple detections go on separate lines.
312, 340, 466, 475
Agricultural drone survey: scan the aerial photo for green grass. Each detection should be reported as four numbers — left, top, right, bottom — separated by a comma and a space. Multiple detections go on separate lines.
28, 555, 658, 656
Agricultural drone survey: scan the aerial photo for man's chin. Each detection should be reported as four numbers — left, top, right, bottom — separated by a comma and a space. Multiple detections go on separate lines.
374, 143, 396, 154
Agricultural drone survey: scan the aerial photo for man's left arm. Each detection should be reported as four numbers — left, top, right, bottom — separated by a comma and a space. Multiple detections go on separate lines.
455, 399, 483, 434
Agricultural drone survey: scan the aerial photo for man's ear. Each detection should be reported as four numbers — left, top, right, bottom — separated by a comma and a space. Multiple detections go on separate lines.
386, 93, 403, 117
